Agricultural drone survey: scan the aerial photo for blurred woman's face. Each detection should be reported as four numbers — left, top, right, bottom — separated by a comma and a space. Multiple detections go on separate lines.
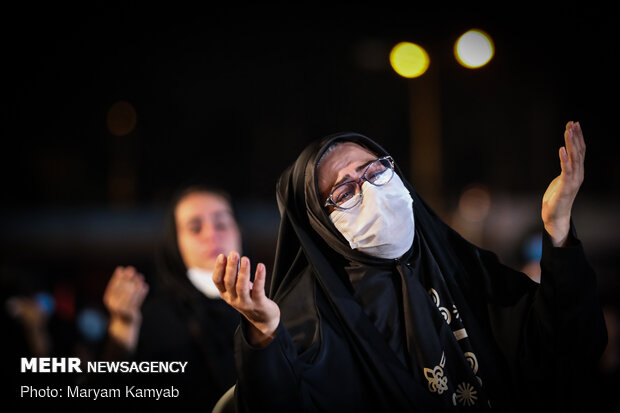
175, 191, 242, 271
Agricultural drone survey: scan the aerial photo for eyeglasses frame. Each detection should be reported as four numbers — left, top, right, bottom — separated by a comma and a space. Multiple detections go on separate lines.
323, 155, 395, 210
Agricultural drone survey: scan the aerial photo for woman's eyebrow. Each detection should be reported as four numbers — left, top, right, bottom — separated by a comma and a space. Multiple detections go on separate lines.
212, 210, 233, 219
331, 159, 375, 190
332, 173, 353, 191
185, 217, 201, 228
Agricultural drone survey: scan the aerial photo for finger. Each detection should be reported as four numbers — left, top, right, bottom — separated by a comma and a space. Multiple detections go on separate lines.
251, 263, 267, 301
573, 121, 586, 156
139, 283, 149, 302
569, 122, 582, 160
127, 273, 145, 299
117, 269, 142, 304
567, 121, 585, 168
113, 266, 125, 278
129, 278, 149, 308
568, 123, 586, 180
107, 266, 125, 291
236, 256, 253, 302
118, 267, 134, 289
126, 289, 141, 310
564, 121, 577, 163
137, 276, 149, 295
224, 251, 240, 297
559, 146, 572, 176
104, 266, 126, 304
128, 282, 148, 310
212, 254, 227, 293
114, 280, 134, 307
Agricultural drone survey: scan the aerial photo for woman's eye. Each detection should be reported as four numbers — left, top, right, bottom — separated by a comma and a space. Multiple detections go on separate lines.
334, 189, 354, 204
368, 170, 386, 182
366, 164, 387, 182
338, 192, 351, 202
213, 221, 230, 231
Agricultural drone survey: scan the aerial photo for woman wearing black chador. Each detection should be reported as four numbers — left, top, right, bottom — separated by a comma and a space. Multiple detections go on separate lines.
214, 122, 606, 412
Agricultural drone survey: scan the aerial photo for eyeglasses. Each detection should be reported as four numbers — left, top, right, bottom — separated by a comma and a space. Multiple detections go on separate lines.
324, 156, 395, 210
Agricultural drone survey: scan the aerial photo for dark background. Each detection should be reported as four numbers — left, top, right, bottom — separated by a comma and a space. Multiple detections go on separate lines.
1, 2, 619, 403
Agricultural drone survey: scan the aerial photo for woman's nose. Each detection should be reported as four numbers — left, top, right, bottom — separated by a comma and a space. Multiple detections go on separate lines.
199, 224, 217, 241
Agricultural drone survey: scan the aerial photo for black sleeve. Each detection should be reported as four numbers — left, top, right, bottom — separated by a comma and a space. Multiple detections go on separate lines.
73, 333, 134, 390
524, 226, 607, 410
482, 224, 607, 411
233, 318, 306, 413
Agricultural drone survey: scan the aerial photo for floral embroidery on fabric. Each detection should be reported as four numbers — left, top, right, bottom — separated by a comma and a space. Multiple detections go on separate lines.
439, 307, 451, 324
428, 288, 451, 324
464, 352, 478, 374
423, 352, 448, 395
429, 288, 440, 306
464, 352, 483, 386
454, 382, 478, 406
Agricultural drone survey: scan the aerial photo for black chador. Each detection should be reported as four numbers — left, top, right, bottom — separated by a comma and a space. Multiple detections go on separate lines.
233, 133, 607, 412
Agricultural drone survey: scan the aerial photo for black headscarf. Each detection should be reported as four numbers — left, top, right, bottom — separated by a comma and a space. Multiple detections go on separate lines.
268, 132, 540, 411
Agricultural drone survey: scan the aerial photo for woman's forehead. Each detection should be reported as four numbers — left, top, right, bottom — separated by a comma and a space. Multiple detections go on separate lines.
175, 192, 232, 221
316, 142, 377, 194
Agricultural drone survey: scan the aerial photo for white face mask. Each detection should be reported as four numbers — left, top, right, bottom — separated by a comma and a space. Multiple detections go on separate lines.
187, 267, 222, 299
329, 173, 415, 259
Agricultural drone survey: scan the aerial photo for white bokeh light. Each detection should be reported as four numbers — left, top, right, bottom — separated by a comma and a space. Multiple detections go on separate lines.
454, 29, 494, 69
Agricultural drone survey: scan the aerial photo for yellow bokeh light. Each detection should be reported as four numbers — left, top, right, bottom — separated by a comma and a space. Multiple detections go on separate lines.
454, 29, 494, 69
389, 42, 430, 78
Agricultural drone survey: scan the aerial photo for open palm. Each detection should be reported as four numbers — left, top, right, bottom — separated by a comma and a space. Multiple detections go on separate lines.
541, 121, 585, 246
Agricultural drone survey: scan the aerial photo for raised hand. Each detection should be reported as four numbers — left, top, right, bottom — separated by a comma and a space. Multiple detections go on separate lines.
6, 295, 51, 356
541, 121, 586, 247
103, 266, 149, 351
213, 251, 280, 347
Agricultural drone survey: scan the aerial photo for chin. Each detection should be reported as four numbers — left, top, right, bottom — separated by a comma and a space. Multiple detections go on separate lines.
201, 259, 217, 271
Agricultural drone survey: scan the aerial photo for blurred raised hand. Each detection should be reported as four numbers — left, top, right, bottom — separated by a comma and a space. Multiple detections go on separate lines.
103, 266, 149, 351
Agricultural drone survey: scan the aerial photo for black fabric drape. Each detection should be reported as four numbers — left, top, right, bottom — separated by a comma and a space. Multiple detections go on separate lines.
134, 288, 239, 407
